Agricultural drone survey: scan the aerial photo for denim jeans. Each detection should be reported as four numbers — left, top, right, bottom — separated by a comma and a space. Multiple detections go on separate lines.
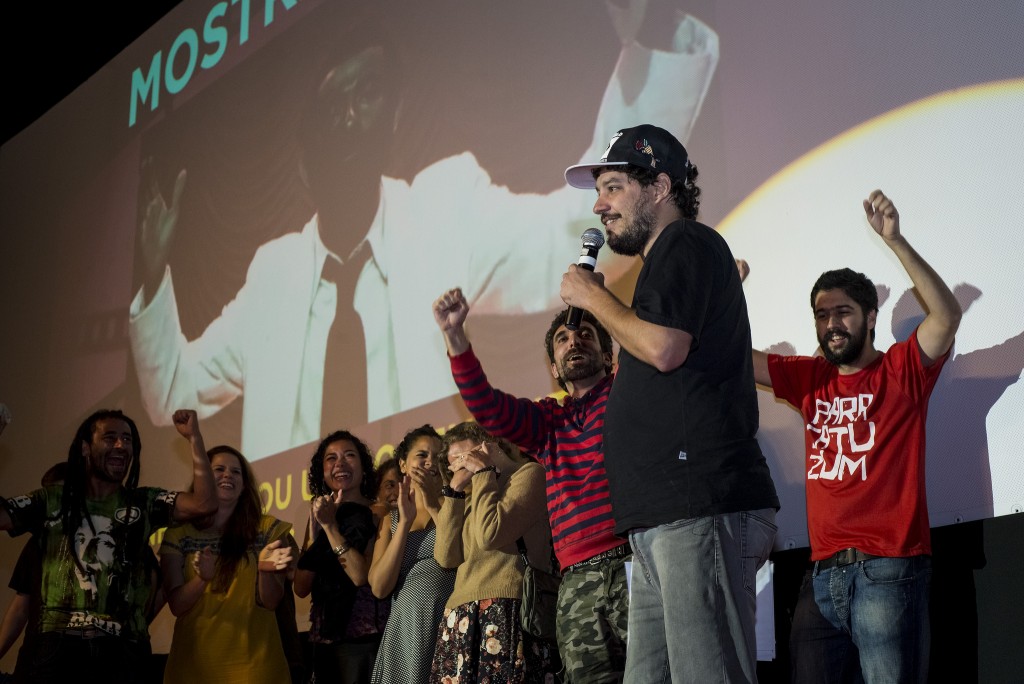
790, 555, 932, 684
623, 508, 777, 684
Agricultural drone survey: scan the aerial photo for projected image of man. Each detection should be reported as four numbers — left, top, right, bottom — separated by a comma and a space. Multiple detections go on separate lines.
129, 4, 723, 460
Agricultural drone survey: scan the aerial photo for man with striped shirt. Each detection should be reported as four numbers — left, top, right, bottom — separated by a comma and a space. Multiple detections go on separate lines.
433, 287, 629, 683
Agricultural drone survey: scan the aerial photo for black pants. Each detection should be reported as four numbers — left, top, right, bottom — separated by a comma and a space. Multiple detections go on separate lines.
312, 635, 382, 684
17, 632, 152, 684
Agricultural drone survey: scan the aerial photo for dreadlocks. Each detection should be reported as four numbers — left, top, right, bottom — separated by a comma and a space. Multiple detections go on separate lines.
61, 410, 144, 613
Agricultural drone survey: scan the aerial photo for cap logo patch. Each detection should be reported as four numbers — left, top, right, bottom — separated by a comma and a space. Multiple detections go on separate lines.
599, 131, 623, 163
635, 138, 659, 168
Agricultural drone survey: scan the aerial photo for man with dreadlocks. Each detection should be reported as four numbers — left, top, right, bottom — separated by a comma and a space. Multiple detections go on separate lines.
0, 408, 217, 683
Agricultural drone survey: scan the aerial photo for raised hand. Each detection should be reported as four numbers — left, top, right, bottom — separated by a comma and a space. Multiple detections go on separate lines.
735, 259, 750, 283
172, 409, 200, 441
408, 463, 441, 511
432, 287, 471, 355
606, 0, 649, 45
396, 476, 416, 526
447, 464, 475, 494
433, 288, 470, 332
139, 159, 187, 302
313, 490, 342, 528
863, 189, 901, 242
560, 263, 606, 310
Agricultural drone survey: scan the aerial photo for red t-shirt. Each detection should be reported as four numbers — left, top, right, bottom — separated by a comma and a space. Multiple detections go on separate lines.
768, 329, 948, 560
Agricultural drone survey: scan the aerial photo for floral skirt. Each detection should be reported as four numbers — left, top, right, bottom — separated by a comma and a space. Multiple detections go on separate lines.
430, 597, 558, 684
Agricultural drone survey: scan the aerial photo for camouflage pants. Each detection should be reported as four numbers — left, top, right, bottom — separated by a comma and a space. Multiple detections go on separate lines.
556, 553, 630, 684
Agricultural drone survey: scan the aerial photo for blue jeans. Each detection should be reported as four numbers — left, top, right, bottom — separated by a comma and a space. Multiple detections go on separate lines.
790, 555, 932, 684
624, 508, 777, 684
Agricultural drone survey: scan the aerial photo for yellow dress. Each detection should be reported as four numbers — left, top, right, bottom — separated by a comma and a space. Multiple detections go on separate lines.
161, 515, 292, 684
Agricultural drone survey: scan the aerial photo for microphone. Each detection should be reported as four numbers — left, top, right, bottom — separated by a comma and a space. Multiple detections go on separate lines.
565, 228, 605, 331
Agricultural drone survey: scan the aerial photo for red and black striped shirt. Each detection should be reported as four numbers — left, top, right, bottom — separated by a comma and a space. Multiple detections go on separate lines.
450, 347, 624, 569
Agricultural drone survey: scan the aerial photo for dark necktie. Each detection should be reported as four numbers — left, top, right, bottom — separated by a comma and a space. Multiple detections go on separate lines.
320, 253, 369, 435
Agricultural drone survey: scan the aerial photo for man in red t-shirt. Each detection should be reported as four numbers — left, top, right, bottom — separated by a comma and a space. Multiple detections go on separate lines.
752, 190, 961, 684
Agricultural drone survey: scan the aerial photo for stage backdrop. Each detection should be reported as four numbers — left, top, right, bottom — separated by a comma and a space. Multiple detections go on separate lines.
2, 0, 1023, 661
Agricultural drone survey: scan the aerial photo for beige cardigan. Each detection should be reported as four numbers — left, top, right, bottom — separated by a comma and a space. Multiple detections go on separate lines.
434, 459, 553, 611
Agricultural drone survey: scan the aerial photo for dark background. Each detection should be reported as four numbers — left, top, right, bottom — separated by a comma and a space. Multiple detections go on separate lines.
3, 2, 183, 146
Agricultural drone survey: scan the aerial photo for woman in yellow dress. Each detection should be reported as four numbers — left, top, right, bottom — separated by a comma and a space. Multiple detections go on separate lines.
161, 445, 295, 683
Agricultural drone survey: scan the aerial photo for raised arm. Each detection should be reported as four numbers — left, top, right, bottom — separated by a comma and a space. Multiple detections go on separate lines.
737, 260, 773, 387
138, 161, 187, 306
863, 190, 961, 364
170, 410, 218, 522
368, 479, 414, 598
433, 288, 551, 452
440, 8, 719, 316
433, 288, 471, 357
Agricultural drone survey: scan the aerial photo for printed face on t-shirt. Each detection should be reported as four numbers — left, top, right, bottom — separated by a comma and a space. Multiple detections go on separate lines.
73, 514, 116, 597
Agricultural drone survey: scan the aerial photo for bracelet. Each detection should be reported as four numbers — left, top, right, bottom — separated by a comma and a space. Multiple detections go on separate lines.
441, 485, 466, 499
333, 543, 350, 557
473, 465, 498, 477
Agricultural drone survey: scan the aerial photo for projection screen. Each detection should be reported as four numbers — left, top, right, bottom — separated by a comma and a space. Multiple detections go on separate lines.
2, 1, 1022, 648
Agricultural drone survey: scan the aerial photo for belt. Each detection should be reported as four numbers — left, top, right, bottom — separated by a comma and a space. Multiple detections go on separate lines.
565, 543, 631, 573
816, 547, 881, 570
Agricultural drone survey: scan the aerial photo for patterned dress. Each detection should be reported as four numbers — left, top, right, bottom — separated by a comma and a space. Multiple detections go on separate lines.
370, 511, 456, 684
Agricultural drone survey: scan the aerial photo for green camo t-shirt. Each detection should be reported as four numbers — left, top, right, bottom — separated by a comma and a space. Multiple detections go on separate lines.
4, 484, 177, 640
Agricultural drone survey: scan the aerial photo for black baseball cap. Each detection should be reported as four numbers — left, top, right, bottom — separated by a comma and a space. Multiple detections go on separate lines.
564, 124, 690, 189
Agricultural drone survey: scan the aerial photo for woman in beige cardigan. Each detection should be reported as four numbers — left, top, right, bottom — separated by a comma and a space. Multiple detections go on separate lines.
429, 422, 557, 683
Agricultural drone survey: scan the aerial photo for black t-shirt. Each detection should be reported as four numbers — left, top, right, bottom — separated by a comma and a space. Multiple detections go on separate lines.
297, 501, 375, 640
604, 220, 779, 533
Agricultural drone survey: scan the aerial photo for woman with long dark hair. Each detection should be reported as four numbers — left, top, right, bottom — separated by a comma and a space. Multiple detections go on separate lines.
161, 445, 295, 683
370, 425, 456, 684
295, 429, 383, 683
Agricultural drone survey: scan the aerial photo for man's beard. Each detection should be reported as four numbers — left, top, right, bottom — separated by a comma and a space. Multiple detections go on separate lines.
819, 320, 869, 366
557, 351, 605, 386
606, 191, 657, 256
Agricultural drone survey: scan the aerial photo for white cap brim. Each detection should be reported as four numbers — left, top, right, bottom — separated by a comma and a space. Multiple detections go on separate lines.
564, 161, 629, 189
